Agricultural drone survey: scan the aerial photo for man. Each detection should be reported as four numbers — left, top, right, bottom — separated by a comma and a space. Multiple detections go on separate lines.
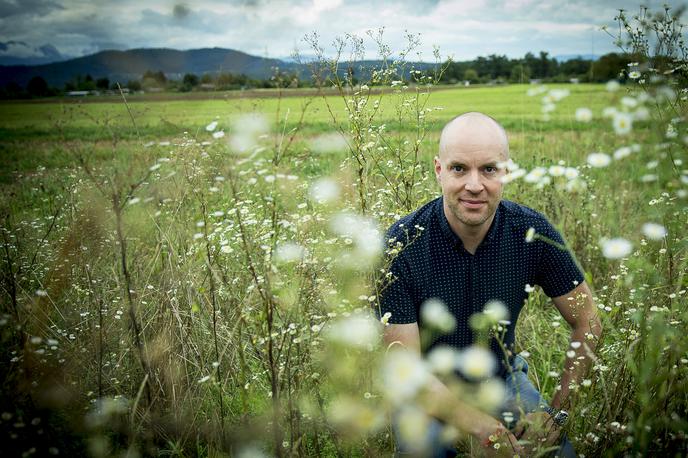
378, 112, 602, 456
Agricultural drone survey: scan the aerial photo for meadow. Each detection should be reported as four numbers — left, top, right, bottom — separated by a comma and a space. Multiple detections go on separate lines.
0, 55, 687, 458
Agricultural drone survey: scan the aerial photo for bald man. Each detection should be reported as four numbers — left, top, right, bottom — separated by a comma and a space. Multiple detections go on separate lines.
379, 113, 601, 456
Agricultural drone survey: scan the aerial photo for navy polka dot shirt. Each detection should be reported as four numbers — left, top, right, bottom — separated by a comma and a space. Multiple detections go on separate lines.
378, 196, 584, 377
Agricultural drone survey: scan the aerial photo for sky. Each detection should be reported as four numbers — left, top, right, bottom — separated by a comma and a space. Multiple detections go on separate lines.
0, 0, 684, 63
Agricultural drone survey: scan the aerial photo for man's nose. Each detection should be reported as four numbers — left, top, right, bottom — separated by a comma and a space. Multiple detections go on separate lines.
464, 171, 484, 193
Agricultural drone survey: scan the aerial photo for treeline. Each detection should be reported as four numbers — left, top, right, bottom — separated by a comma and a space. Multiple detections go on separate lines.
0, 51, 635, 99
0, 69, 301, 99
439, 51, 634, 84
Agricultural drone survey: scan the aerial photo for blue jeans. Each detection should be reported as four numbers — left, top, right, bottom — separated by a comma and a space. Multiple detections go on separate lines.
393, 355, 576, 457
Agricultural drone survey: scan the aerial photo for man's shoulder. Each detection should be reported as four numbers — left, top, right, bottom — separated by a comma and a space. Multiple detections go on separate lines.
385, 197, 439, 247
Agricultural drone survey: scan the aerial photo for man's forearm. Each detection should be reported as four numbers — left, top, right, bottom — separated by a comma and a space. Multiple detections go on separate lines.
419, 373, 503, 439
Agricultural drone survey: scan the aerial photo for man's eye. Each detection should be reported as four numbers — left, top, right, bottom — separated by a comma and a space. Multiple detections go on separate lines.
451, 165, 463, 172
484, 166, 497, 174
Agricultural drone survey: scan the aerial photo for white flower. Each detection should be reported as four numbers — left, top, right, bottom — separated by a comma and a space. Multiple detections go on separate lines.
420, 299, 456, 333
621, 96, 638, 108
549, 88, 570, 101
382, 350, 428, 401
396, 406, 431, 449
575, 107, 593, 122
525, 284, 535, 293
600, 238, 633, 259
525, 227, 536, 243
613, 112, 633, 135
587, 152, 611, 168
457, 345, 496, 380
205, 121, 218, 132
524, 167, 547, 183
309, 178, 340, 204
476, 379, 506, 411
326, 313, 380, 349
330, 212, 383, 264
198, 375, 211, 383
548, 165, 565, 177
582, 379, 592, 387
541, 103, 556, 114
613, 146, 632, 160
500, 168, 525, 184
380, 312, 392, 326
602, 106, 618, 118
274, 242, 306, 263
634, 106, 650, 121
565, 178, 587, 193
606, 80, 620, 92
564, 167, 579, 180
483, 300, 509, 323
309, 133, 349, 154
212, 130, 225, 139
128, 197, 141, 205
427, 346, 458, 374
628, 71, 641, 79
641, 223, 667, 240
230, 113, 270, 153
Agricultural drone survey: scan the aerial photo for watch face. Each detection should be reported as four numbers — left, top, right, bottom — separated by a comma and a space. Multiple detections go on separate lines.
554, 410, 569, 425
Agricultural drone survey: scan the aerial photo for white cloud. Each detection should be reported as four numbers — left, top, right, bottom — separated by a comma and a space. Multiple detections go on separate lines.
0, 0, 684, 61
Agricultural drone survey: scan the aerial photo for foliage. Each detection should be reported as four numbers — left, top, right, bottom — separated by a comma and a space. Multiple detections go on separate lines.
0, 8, 687, 457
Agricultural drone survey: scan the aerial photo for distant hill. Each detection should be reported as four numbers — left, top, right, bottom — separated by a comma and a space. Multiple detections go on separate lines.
0, 47, 296, 87
0, 42, 70, 66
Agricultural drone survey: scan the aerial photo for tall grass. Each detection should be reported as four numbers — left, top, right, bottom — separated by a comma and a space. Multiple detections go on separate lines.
1, 8, 687, 457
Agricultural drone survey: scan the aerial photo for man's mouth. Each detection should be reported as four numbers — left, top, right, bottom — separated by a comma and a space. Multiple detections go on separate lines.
460, 199, 486, 209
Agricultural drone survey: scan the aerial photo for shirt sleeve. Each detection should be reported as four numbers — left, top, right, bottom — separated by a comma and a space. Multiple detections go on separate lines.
533, 220, 585, 298
375, 252, 418, 324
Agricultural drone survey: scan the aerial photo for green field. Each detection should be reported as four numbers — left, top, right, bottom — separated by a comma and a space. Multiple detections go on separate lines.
1, 81, 686, 457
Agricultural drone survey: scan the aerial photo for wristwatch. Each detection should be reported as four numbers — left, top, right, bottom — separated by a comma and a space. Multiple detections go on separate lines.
543, 406, 569, 427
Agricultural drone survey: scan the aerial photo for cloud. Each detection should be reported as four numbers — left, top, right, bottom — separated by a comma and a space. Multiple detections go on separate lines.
0, 0, 62, 18
0, 0, 684, 62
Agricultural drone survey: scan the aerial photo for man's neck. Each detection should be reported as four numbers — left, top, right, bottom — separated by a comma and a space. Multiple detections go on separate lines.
444, 207, 495, 255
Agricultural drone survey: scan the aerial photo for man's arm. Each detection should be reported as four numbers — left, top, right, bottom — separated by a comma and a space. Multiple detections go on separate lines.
383, 323, 522, 452
550, 281, 602, 409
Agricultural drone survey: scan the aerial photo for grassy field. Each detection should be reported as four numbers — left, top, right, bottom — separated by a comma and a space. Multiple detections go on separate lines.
0, 81, 686, 457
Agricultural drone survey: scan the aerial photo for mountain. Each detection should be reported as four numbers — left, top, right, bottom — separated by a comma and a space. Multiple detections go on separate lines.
0, 42, 69, 66
0, 47, 295, 87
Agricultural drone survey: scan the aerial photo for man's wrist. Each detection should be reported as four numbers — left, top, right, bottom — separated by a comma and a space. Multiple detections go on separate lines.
542, 405, 569, 427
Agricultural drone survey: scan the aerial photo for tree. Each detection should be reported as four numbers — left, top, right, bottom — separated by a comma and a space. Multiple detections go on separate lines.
143, 70, 167, 85
509, 64, 531, 83
96, 77, 110, 90
181, 73, 199, 91
27, 76, 49, 97
126, 80, 142, 91
463, 68, 479, 83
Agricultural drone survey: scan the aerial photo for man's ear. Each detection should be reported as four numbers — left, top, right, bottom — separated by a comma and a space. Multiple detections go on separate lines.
433, 156, 442, 182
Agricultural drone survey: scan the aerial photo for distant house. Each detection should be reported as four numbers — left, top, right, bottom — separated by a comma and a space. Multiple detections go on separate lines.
569, 78, 580, 84
200, 83, 216, 91
67, 91, 89, 96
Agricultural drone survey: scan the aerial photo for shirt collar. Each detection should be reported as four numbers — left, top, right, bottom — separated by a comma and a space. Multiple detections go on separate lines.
435, 197, 502, 250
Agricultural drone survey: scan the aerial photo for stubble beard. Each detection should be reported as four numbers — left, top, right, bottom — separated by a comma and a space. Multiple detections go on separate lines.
447, 197, 497, 228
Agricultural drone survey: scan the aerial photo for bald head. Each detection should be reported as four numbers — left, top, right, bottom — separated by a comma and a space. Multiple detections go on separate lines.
438, 112, 509, 160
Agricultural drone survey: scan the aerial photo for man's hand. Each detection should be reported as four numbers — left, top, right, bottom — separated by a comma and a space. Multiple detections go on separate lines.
477, 423, 525, 457
512, 411, 561, 455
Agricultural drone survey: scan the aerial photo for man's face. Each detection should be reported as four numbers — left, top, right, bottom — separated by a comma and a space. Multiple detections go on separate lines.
434, 130, 506, 231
